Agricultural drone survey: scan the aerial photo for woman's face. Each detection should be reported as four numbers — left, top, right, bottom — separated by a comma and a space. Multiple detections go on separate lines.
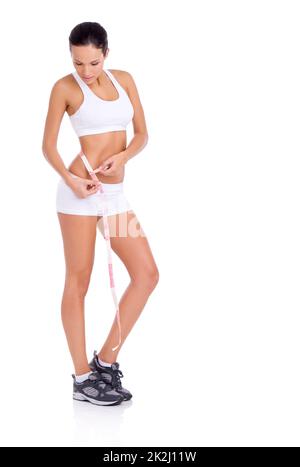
71, 44, 108, 83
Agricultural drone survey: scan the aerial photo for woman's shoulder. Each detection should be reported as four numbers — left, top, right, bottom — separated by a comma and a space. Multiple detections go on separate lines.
51, 73, 78, 102
46, 74, 79, 116
56, 72, 75, 88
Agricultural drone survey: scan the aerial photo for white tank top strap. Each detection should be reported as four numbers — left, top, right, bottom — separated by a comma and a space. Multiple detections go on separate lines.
72, 71, 90, 96
104, 69, 124, 94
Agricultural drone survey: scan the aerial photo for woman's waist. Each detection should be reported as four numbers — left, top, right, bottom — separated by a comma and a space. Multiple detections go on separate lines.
68, 146, 126, 184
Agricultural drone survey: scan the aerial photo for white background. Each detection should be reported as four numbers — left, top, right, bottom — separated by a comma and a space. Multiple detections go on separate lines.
0, 0, 299, 447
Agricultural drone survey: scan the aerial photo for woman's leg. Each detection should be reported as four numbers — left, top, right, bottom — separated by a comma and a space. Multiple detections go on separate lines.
96, 210, 159, 363
57, 213, 98, 375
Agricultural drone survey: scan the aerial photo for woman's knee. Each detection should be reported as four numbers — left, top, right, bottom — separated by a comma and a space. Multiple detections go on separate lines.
64, 269, 92, 298
132, 264, 159, 291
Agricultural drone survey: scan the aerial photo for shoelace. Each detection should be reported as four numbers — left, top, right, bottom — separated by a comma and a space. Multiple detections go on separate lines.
111, 367, 124, 389
78, 149, 122, 353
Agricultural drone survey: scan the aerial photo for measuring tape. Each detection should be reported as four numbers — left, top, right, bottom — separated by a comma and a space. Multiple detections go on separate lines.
78, 149, 122, 353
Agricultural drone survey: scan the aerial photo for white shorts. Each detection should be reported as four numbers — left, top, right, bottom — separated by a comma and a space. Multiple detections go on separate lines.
56, 173, 132, 216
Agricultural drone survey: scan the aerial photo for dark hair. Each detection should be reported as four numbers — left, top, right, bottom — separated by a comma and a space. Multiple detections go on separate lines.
69, 22, 108, 55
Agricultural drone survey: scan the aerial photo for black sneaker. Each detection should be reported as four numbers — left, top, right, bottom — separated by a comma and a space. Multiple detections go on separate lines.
72, 370, 124, 406
89, 351, 133, 401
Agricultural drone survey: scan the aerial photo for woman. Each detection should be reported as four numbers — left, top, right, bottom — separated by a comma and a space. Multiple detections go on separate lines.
42, 22, 159, 406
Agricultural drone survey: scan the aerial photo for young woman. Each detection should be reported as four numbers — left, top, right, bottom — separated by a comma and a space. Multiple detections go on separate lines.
42, 22, 159, 406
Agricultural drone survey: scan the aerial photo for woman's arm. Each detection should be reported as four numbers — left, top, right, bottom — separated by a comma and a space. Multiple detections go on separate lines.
42, 79, 75, 186
120, 70, 149, 164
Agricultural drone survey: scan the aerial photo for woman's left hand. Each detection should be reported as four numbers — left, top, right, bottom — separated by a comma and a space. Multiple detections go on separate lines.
94, 152, 126, 177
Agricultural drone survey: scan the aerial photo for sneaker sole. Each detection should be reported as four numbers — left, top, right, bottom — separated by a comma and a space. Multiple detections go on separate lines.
73, 392, 123, 406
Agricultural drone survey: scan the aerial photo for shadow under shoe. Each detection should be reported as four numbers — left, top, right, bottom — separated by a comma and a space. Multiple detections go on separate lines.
73, 370, 124, 406
89, 351, 133, 401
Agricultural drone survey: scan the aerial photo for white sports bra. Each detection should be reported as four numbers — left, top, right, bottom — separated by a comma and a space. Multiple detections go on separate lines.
69, 69, 134, 137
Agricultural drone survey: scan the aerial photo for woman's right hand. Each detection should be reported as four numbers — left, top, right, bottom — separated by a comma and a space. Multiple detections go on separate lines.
67, 176, 101, 198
